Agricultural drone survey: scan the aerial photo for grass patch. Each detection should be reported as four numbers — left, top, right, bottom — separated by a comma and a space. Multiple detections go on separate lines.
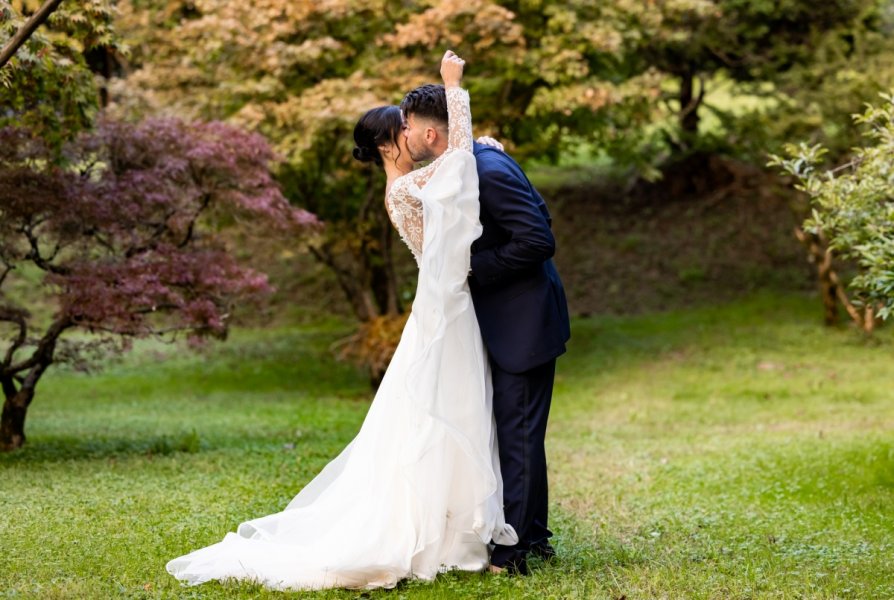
1, 293, 893, 599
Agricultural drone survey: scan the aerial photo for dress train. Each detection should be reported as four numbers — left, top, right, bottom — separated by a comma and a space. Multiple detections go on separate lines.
166, 151, 516, 590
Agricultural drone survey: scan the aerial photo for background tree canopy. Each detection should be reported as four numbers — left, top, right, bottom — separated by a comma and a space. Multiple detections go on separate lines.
107, 0, 894, 327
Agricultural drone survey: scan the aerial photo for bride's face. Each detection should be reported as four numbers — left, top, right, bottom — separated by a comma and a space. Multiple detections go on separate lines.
380, 128, 413, 172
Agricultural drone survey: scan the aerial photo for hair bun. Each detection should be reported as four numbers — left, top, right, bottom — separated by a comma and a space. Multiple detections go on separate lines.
353, 145, 374, 163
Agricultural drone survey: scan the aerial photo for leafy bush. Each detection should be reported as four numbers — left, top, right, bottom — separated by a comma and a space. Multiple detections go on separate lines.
770, 93, 894, 327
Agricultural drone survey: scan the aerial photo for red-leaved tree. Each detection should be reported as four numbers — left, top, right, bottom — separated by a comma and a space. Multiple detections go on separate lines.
0, 118, 317, 451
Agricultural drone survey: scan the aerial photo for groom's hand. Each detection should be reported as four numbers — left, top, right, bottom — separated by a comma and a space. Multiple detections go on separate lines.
476, 136, 504, 152
440, 50, 464, 88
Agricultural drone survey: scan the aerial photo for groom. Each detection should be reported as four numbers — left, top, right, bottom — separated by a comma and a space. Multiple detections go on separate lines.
400, 84, 571, 575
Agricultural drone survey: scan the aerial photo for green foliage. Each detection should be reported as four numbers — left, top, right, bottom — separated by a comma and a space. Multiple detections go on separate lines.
113, 1, 408, 212
769, 93, 894, 320
753, 3, 894, 162
0, 0, 116, 148
617, 0, 887, 159
118, 0, 894, 181
2, 295, 894, 597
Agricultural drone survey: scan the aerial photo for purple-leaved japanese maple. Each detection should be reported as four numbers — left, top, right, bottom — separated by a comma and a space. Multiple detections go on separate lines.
0, 118, 317, 451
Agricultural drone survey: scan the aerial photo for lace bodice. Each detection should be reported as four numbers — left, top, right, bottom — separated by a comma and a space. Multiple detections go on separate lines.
386, 87, 472, 265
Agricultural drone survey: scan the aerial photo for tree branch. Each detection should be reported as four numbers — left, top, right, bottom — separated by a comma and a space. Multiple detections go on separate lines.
178, 194, 212, 249
357, 170, 377, 223
0, 304, 29, 370
0, 0, 65, 69
0, 264, 13, 289
308, 242, 375, 322
83, 227, 117, 254
125, 214, 176, 257
794, 226, 865, 327
76, 321, 199, 337
706, 45, 744, 69
6, 315, 71, 378
679, 75, 706, 123
22, 222, 71, 275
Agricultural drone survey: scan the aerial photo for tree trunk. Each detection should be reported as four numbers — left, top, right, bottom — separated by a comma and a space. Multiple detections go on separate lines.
794, 226, 873, 331
862, 305, 877, 334
357, 176, 401, 318
311, 173, 404, 322
0, 317, 68, 450
678, 69, 704, 143
310, 218, 403, 322
815, 241, 839, 326
795, 227, 843, 325
85, 46, 119, 108
0, 386, 33, 451
309, 241, 378, 322
370, 216, 401, 316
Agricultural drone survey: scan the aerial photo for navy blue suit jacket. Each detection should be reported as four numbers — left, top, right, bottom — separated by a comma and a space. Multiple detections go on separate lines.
469, 142, 571, 374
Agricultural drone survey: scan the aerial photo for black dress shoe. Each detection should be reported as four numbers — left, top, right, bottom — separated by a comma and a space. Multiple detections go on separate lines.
505, 556, 529, 575
529, 542, 557, 562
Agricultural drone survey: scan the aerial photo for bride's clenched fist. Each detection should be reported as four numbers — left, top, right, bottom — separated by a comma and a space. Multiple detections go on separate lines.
440, 50, 465, 88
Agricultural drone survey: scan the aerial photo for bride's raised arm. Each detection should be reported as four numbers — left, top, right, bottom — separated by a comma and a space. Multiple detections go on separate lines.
441, 50, 473, 153
381, 51, 475, 263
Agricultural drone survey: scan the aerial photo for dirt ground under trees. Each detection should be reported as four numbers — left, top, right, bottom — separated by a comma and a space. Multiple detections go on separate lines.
549, 154, 815, 316
265, 155, 817, 322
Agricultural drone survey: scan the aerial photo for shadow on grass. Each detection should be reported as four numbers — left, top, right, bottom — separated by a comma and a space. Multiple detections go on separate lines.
1, 431, 234, 464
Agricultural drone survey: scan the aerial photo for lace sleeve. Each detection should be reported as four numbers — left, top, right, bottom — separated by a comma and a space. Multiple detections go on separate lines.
446, 87, 472, 152
386, 176, 423, 265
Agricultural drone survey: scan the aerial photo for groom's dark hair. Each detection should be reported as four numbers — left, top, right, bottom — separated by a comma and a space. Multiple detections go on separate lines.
400, 84, 448, 126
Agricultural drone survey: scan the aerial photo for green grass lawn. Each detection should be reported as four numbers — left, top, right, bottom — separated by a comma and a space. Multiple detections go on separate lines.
2, 293, 893, 599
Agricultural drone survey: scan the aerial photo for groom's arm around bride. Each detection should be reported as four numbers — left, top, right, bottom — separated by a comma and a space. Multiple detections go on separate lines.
469, 142, 570, 376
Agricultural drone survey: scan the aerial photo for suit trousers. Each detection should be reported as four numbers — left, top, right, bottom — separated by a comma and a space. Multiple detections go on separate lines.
489, 357, 556, 569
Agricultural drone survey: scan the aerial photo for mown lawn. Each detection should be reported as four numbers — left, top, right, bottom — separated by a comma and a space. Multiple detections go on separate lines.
1, 293, 892, 599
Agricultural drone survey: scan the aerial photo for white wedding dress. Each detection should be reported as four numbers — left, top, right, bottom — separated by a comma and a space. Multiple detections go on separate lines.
166, 87, 517, 590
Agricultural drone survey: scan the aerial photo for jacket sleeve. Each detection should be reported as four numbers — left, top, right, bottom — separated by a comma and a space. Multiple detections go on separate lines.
470, 159, 555, 285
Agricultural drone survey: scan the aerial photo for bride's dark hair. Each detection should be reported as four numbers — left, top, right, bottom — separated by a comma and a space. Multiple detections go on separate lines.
353, 106, 403, 167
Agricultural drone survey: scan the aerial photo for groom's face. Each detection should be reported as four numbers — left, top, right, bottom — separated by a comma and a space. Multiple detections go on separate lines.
402, 111, 437, 163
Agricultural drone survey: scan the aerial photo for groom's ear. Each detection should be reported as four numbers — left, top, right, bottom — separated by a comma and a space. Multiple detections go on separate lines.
423, 120, 447, 145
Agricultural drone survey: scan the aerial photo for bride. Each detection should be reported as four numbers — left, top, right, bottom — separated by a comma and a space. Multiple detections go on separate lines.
166, 50, 517, 590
